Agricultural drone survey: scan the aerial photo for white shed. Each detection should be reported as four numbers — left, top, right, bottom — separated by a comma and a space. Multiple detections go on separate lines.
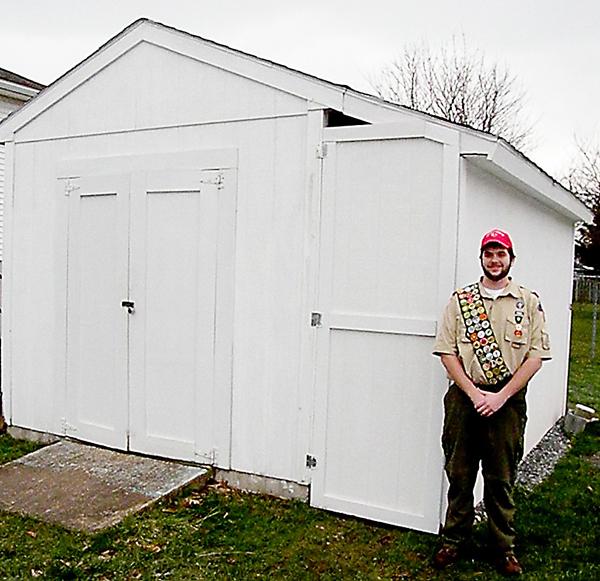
0, 19, 591, 534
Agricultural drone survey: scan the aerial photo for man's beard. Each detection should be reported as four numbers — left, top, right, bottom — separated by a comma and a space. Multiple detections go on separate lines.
481, 263, 512, 282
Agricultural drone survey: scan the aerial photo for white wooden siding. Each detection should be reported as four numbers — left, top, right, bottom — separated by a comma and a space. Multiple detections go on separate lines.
16, 42, 307, 142
0, 96, 23, 263
459, 160, 574, 452
7, 111, 313, 483
0, 143, 5, 261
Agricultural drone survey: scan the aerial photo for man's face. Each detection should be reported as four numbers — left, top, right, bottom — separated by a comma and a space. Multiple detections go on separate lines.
480, 244, 513, 282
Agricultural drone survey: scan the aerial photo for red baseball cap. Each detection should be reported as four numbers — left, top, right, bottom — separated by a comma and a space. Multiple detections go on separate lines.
480, 229, 513, 251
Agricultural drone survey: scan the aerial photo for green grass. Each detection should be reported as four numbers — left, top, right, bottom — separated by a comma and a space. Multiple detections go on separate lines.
0, 433, 44, 464
0, 305, 597, 579
0, 426, 598, 580
568, 302, 600, 411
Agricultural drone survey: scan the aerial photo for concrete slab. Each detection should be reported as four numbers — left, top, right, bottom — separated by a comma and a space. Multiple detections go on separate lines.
0, 440, 209, 532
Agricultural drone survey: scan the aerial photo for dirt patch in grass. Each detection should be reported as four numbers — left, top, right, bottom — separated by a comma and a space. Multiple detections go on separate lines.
589, 452, 600, 469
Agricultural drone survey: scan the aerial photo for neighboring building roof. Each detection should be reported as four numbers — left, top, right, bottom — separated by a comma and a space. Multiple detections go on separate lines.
0, 18, 592, 223
0, 67, 45, 91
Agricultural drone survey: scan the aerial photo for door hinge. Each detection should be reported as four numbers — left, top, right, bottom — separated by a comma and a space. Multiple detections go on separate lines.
63, 178, 80, 197
61, 417, 77, 432
195, 448, 217, 464
199, 172, 225, 190
311, 312, 322, 327
316, 143, 328, 159
306, 454, 318, 469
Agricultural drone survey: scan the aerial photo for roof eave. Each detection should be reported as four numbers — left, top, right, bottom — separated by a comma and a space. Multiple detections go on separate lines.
0, 78, 40, 101
461, 138, 593, 223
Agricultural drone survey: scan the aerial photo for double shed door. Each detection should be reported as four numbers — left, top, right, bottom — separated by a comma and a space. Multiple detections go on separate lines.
65, 164, 236, 465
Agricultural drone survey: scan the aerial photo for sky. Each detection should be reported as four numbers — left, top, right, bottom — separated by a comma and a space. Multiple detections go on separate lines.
1, 0, 598, 179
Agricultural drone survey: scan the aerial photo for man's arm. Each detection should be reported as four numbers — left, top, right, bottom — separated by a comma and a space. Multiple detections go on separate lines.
476, 357, 543, 416
440, 354, 486, 408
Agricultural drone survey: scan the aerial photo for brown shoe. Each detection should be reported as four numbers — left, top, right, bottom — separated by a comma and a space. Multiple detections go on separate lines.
432, 544, 460, 569
496, 552, 523, 576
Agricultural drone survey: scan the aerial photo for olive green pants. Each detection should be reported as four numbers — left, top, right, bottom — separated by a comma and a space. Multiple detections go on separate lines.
441, 384, 527, 552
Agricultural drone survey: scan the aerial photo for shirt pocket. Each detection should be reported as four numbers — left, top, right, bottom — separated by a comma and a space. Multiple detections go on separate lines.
504, 318, 529, 349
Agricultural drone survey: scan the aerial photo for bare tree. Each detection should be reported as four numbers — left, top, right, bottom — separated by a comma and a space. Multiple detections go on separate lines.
371, 38, 534, 151
565, 138, 600, 273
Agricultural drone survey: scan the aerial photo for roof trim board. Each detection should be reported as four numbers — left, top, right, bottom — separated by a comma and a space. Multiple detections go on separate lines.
323, 120, 459, 146
462, 142, 593, 222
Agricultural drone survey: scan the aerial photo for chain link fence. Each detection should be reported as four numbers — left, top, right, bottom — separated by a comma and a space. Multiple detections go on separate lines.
573, 274, 600, 303
573, 274, 599, 359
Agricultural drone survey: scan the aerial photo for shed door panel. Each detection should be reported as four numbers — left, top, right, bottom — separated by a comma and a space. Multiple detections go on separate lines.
311, 138, 445, 533
65, 175, 129, 448
129, 169, 235, 464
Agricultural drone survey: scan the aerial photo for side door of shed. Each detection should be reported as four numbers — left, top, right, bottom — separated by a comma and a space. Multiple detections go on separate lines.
310, 127, 450, 533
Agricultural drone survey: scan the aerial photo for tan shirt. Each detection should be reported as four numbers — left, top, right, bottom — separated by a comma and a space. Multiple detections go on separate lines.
433, 279, 552, 384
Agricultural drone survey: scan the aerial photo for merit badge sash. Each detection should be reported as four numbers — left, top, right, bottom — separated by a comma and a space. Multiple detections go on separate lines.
457, 283, 511, 385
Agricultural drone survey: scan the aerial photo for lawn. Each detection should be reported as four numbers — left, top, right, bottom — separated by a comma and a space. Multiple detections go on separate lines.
1, 426, 598, 580
568, 302, 600, 410
0, 305, 598, 580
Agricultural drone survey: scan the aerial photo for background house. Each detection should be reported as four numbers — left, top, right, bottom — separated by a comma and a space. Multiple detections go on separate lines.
0, 67, 44, 429
0, 19, 591, 534
0, 67, 44, 274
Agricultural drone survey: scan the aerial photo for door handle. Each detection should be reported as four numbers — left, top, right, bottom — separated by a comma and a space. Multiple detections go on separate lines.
121, 300, 135, 314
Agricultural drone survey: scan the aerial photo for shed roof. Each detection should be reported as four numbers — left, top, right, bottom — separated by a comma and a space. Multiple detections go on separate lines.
0, 18, 592, 223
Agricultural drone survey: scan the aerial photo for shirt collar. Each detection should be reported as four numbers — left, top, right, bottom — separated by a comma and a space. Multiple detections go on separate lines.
479, 277, 521, 299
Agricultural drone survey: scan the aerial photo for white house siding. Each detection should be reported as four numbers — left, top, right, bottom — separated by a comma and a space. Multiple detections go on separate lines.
459, 160, 574, 452
0, 143, 4, 263
6, 42, 318, 483
0, 96, 23, 264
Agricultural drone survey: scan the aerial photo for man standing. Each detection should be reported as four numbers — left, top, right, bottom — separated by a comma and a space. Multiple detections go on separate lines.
432, 229, 552, 576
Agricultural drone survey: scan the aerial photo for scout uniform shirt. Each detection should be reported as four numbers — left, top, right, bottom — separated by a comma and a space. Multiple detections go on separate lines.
433, 278, 552, 385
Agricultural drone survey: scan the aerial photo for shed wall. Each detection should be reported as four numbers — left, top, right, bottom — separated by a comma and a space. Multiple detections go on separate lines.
458, 161, 574, 451
16, 42, 307, 142
6, 111, 314, 483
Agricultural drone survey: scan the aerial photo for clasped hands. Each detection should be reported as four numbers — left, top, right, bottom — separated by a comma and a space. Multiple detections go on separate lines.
472, 389, 508, 417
